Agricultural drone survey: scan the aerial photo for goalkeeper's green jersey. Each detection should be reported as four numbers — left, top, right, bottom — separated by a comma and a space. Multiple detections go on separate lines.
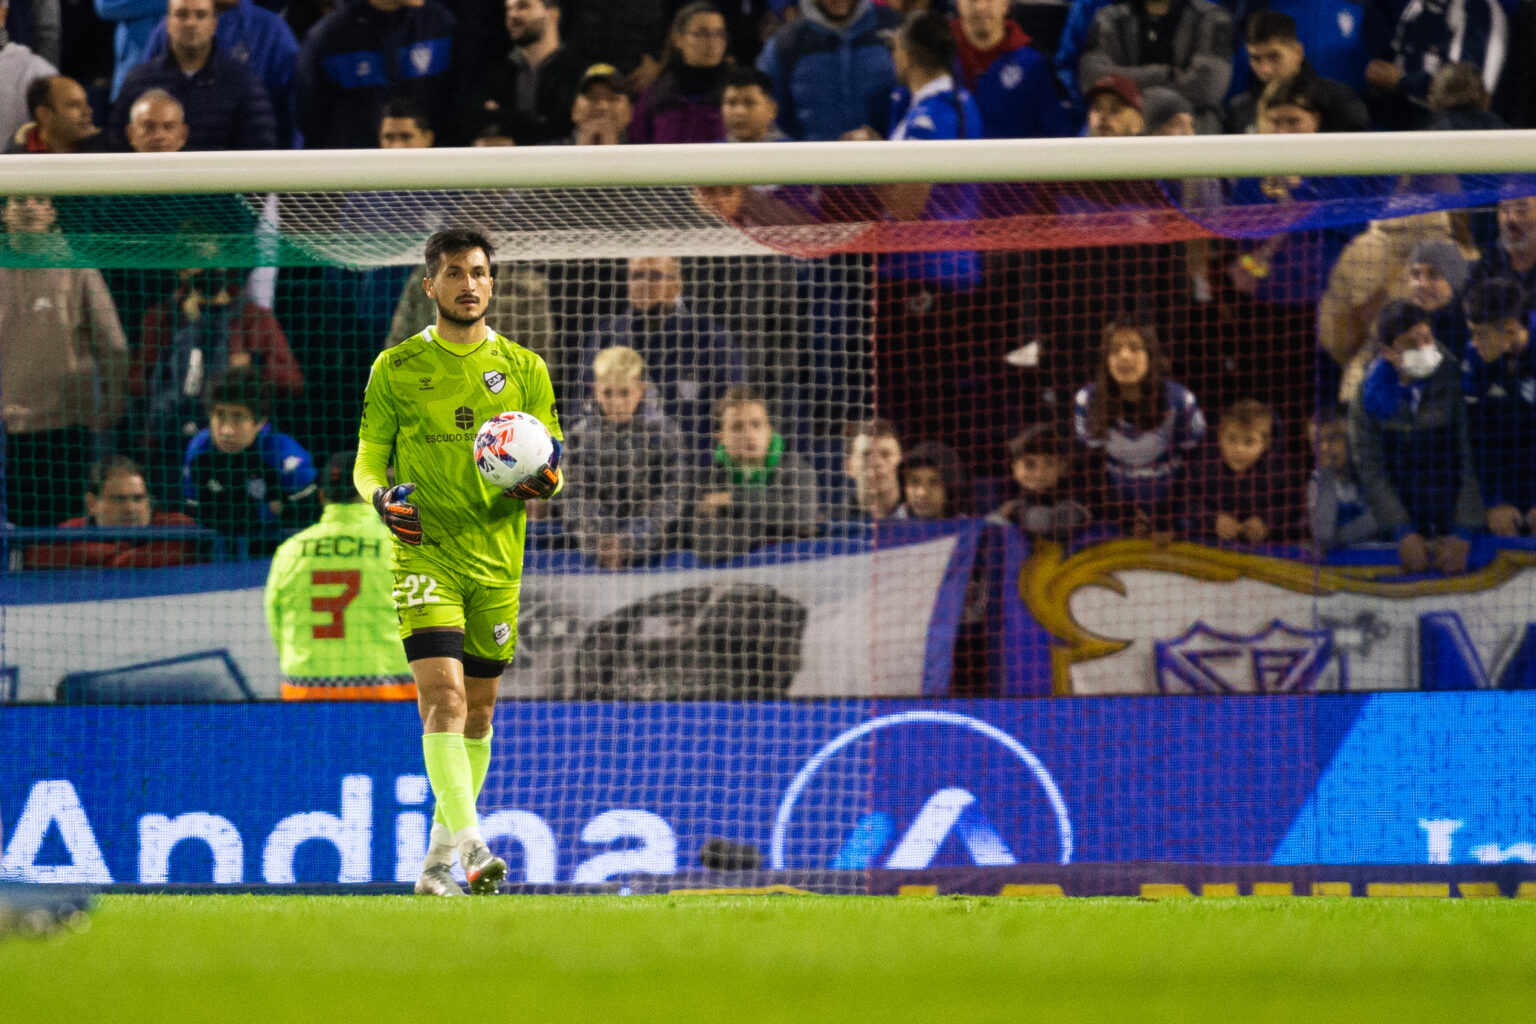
356, 325, 563, 585
264, 502, 411, 680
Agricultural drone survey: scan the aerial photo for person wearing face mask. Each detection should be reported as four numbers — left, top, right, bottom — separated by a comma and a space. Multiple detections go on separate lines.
1351, 299, 1484, 576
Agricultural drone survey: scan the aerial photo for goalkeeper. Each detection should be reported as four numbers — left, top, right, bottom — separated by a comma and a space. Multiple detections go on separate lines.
355, 227, 563, 897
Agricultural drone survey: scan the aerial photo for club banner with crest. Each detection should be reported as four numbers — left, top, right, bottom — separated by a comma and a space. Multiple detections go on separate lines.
1000, 535, 1536, 696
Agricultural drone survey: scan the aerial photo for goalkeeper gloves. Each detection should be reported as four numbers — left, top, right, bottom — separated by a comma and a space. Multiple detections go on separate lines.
372, 483, 422, 545
506, 438, 562, 501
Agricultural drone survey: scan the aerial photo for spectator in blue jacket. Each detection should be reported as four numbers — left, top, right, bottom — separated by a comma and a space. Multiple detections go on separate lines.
938, 0, 1071, 139
296, 0, 455, 150
757, 0, 902, 140
142, 0, 300, 147
110, 0, 276, 151
182, 365, 318, 556
876, 11, 988, 452
95, 0, 169, 98
1364, 0, 1509, 130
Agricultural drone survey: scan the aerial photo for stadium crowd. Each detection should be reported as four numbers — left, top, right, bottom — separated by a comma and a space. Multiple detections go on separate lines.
1, 0, 1534, 577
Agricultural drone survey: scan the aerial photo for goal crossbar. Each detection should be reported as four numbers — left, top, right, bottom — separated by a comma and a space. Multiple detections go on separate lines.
1, 131, 1534, 195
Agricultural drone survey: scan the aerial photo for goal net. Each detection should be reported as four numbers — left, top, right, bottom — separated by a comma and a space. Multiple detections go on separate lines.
2, 136, 1536, 889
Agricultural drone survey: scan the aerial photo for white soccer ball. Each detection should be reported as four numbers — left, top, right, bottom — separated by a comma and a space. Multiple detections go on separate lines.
474, 411, 555, 491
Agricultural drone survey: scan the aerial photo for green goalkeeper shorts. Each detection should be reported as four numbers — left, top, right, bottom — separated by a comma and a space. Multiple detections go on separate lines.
392, 551, 520, 662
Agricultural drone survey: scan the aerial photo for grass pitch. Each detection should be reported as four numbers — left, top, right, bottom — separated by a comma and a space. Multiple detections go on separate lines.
3, 894, 1532, 1023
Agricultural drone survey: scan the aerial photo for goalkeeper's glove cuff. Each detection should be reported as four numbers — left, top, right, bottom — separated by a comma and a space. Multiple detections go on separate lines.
373, 483, 422, 545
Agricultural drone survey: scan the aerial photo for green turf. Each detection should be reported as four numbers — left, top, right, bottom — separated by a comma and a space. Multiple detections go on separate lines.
3, 894, 1532, 1023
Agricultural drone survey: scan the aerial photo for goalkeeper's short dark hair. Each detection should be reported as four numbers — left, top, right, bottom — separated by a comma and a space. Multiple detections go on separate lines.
1463, 277, 1528, 325
205, 365, 272, 420
424, 227, 497, 277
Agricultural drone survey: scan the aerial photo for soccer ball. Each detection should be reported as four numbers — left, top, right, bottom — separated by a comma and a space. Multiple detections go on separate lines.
474, 411, 555, 491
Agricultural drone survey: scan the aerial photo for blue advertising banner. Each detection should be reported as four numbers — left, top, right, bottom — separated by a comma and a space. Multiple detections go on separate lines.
2, 694, 1534, 886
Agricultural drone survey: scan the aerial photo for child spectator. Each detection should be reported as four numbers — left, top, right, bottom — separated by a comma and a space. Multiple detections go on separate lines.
988, 423, 1090, 542
1073, 319, 1205, 537
720, 67, 785, 142
562, 345, 688, 569
1351, 300, 1484, 575
895, 440, 972, 520
25, 455, 201, 569
842, 417, 902, 520
691, 386, 818, 563
132, 265, 304, 500
1462, 278, 1536, 536
1185, 399, 1299, 545
1307, 408, 1382, 552
183, 365, 317, 555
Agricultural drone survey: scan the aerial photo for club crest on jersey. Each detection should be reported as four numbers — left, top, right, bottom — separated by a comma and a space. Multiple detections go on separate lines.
483, 370, 507, 394
454, 406, 476, 430
493, 622, 511, 646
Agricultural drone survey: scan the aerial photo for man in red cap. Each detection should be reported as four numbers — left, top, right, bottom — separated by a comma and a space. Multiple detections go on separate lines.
1084, 72, 1144, 136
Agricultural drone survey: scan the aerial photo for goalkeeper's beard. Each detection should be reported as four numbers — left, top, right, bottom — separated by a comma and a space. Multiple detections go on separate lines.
436, 297, 487, 329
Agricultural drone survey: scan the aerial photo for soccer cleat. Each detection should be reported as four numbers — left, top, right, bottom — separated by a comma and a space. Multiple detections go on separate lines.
459, 842, 507, 895
413, 863, 465, 897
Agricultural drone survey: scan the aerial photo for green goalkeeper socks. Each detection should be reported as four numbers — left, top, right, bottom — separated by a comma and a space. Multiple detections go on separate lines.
422, 732, 478, 836
433, 728, 492, 830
